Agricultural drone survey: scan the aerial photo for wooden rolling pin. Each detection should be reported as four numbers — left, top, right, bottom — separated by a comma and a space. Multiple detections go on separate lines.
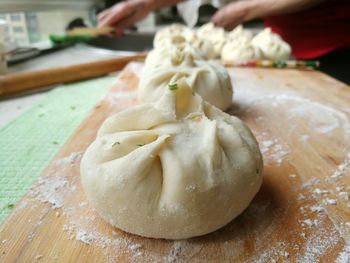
0, 54, 146, 97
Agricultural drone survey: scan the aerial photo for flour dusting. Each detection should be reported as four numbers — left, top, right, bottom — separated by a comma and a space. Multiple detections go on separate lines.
54, 152, 82, 166
165, 242, 183, 263
298, 227, 340, 263
330, 154, 350, 180
30, 175, 68, 209
76, 230, 95, 244
309, 205, 325, 213
258, 138, 289, 166
106, 91, 137, 106
336, 244, 350, 263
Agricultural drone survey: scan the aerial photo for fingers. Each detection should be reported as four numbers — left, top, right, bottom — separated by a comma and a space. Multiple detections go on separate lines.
97, 0, 148, 37
97, 8, 110, 22
211, 2, 247, 30
98, 2, 134, 28
96, 0, 153, 38
115, 2, 148, 30
109, 28, 124, 37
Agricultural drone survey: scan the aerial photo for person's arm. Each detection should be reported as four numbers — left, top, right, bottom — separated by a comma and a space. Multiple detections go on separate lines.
212, 0, 326, 30
98, 0, 183, 36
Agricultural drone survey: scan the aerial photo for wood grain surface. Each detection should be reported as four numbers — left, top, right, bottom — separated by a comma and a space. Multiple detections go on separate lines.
0, 62, 350, 263
0, 54, 145, 97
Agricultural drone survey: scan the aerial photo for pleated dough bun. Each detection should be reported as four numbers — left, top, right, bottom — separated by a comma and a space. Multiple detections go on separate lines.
145, 44, 205, 71
196, 23, 227, 58
153, 25, 216, 60
154, 23, 196, 49
221, 37, 261, 62
80, 80, 263, 239
140, 49, 233, 110
189, 36, 216, 59
227, 25, 253, 42
252, 28, 291, 60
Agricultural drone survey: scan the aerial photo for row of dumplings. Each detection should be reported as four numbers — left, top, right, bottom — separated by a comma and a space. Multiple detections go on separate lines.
154, 23, 292, 62
80, 39, 263, 239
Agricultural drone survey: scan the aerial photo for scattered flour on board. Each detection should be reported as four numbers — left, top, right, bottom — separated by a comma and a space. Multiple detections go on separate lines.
302, 178, 320, 189
309, 205, 325, 213
335, 244, 350, 263
336, 186, 344, 192
27, 152, 158, 262
258, 139, 289, 166
76, 230, 95, 245
164, 242, 183, 263
298, 227, 340, 263
297, 194, 306, 201
236, 90, 350, 139
301, 219, 319, 228
289, 101, 343, 134
250, 241, 289, 263
270, 95, 350, 137
30, 174, 68, 209
163, 241, 203, 263
106, 91, 137, 106
339, 192, 349, 200
330, 153, 350, 180
313, 188, 329, 195
54, 152, 82, 166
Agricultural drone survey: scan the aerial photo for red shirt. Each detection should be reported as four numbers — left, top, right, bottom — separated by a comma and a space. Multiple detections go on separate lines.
264, 0, 350, 59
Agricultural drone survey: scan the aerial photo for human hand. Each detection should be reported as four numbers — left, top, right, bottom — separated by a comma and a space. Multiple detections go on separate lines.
97, 0, 156, 36
211, 1, 251, 31
211, 0, 325, 30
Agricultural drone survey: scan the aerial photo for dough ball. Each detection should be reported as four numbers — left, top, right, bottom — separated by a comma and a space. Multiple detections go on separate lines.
153, 24, 215, 60
196, 23, 227, 58
252, 28, 291, 60
80, 80, 263, 239
145, 44, 205, 72
154, 23, 196, 49
227, 25, 253, 42
189, 35, 216, 59
154, 34, 187, 49
221, 37, 261, 62
139, 49, 233, 110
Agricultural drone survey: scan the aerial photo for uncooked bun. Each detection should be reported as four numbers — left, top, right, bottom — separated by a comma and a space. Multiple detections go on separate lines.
227, 25, 253, 42
189, 35, 216, 59
154, 23, 196, 49
221, 37, 261, 62
144, 44, 205, 72
154, 25, 216, 60
80, 80, 263, 239
196, 23, 227, 58
139, 49, 233, 110
252, 28, 291, 60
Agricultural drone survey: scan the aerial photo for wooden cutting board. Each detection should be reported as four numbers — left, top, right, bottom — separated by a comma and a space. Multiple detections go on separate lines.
0, 62, 350, 263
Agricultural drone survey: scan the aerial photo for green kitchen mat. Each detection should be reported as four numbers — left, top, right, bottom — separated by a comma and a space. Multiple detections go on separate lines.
0, 76, 115, 223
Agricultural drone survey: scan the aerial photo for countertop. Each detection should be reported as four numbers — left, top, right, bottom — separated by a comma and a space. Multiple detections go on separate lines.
0, 44, 134, 128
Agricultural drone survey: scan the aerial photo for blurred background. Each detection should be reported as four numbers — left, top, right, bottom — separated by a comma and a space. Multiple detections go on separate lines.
0, 0, 262, 50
